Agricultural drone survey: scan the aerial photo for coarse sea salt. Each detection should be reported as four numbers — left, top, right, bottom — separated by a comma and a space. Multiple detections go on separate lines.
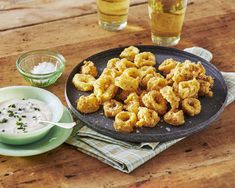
31, 62, 57, 74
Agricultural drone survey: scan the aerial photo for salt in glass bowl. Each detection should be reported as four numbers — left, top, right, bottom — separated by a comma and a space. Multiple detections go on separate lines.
16, 50, 65, 87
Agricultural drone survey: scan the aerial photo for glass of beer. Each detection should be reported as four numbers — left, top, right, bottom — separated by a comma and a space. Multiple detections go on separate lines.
96, 0, 130, 31
148, 0, 188, 46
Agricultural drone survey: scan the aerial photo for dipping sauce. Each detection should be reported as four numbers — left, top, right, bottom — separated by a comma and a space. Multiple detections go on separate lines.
0, 99, 52, 134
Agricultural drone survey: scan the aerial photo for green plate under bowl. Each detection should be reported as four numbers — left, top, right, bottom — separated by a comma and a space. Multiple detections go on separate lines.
0, 106, 73, 157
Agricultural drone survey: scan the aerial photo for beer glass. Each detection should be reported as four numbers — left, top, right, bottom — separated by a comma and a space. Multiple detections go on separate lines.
97, 0, 130, 31
148, 0, 188, 46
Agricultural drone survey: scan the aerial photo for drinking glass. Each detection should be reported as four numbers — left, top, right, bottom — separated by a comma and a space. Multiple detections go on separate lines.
148, 0, 188, 46
96, 0, 130, 31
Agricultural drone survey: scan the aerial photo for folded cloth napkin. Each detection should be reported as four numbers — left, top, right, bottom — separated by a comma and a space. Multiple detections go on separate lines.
66, 48, 235, 173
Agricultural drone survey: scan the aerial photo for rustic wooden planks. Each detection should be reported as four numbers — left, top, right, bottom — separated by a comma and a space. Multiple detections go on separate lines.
0, 0, 146, 31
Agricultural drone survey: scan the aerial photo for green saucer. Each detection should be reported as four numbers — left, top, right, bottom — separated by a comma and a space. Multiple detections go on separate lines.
0, 106, 73, 157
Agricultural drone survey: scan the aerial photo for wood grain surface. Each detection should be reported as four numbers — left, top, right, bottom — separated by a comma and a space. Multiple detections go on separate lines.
0, 0, 235, 187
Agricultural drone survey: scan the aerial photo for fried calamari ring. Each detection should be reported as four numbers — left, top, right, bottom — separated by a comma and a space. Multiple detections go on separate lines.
72, 73, 96, 91
103, 99, 123, 117
160, 86, 180, 110
107, 58, 120, 69
197, 75, 214, 97
182, 98, 201, 116
115, 68, 140, 91
134, 52, 156, 67
124, 102, 140, 115
184, 60, 206, 77
77, 94, 100, 113
101, 68, 121, 78
140, 72, 162, 88
120, 46, 140, 61
114, 111, 137, 133
158, 58, 179, 75
94, 75, 117, 103
178, 78, 200, 99
169, 60, 206, 83
116, 58, 136, 73
142, 90, 167, 115
147, 76, 168, 91
170, 63, 193, 83
136, 107, 160, 128
139, 66, 157, 79
124, 93, 140, 114
164, 110, 185, 126
124, 92, 139, 103
80, 61, 98, 77
198, 80, 213, 97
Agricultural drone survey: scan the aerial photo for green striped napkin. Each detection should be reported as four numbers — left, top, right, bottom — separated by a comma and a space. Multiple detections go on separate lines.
66, 72, 234, 173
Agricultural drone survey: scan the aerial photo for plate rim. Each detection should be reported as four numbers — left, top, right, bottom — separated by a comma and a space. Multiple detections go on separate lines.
65, 45, 228, 142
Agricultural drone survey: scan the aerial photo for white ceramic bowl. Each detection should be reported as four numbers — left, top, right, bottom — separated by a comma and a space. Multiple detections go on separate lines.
0, 86, 64, 145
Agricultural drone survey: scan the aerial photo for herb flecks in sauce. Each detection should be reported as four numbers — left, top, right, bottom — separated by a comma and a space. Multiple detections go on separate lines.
8, 104, 16, 108
0, 118, 8, 123
0, 99, 52, 134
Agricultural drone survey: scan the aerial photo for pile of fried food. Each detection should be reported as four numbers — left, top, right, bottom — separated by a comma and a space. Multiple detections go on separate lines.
72, 46, 214, 133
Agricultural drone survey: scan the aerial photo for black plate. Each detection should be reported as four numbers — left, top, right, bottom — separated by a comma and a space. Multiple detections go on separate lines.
65, 45, 228, 142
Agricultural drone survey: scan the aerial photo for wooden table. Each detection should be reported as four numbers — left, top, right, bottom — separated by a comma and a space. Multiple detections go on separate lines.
0, 0, 235, 187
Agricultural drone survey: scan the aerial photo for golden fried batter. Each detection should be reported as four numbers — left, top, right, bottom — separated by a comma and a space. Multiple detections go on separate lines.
120, 46, 140, 61
134, 52, 156, 67
77, 94, 100, 114
80, 61, 98, 77
178, 78, 200, 99
107, 58, 120, 69
160, 86, 180, 110
124, 93, 140, 114
103, 99, 123, 117
101, 68, 121, 78
164, 110, 185, 126
114, 111, 137, 133
182, 98, 201, 116
158, 58, 179, 75
116, 58, 136, 73
142, 90, 167, 115
115, 68, 140, 91
72, 73, 96, 91
75, 47, 214, 129
171, 63, 193, 83
136, 107, 160, 127
140, 66, 157, 79
94, 75, 117, 103
147, 76, 168, 91
197, 74, 214, 97
140, 72, 163, 88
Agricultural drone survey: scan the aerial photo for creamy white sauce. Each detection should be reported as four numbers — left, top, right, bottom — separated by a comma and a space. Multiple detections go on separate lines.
0, 99, 52, 134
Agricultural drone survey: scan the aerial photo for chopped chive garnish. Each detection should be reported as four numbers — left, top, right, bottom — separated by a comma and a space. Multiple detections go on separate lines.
22, 115, 26, 118
34, 108, 40, 111
0, 118, 8, 123
16, 121, 23, 126
8, 104, 16, 108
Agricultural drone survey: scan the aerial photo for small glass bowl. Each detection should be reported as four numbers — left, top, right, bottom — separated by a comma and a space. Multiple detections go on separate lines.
16, 50, 65, 87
